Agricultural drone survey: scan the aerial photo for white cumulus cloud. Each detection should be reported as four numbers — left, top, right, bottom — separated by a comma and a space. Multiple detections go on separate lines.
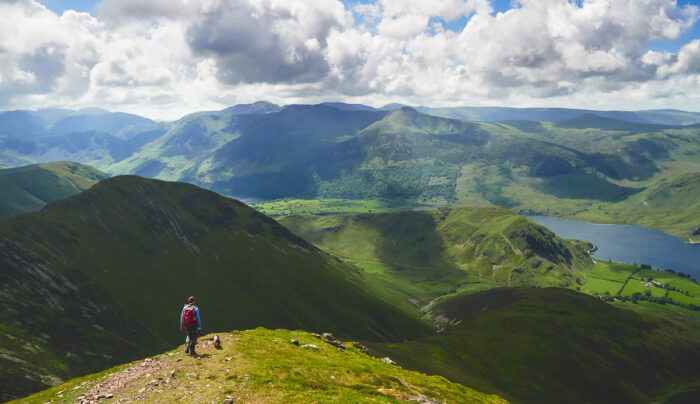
0, 0, 698, 118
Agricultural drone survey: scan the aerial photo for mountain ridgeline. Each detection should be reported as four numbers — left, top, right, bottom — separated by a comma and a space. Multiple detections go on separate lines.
1, 103, 699, 238
0, 176, 432, 401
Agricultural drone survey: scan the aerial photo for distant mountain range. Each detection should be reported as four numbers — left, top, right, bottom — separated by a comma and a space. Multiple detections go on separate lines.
0, 102, 698, 239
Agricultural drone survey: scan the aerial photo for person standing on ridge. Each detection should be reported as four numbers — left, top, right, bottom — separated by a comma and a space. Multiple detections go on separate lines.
180, 296, 202, 355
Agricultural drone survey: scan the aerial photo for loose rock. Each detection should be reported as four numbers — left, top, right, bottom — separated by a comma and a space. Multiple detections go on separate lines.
290, 339, 300, 346
381, 357, 397, 365
301, 344, 319, 351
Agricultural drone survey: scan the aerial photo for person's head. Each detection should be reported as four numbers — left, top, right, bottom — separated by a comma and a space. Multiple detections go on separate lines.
188, 296, 195, 304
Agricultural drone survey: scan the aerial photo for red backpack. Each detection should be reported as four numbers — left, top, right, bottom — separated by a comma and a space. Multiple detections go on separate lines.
182, 306, 197, 327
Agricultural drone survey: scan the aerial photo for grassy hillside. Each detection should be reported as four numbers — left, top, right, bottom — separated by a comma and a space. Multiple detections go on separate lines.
280, 207, 593, 306
0, 176, 432, 401
369, 287, 700, 404
0, 161, 107, 218
15, 328, 505, 404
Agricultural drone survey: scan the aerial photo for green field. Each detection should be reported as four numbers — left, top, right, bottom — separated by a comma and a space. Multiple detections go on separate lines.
580, 261, 700, 319
582, 277, 623, 295
621, 280, 668, 298
250, 198, 421, 216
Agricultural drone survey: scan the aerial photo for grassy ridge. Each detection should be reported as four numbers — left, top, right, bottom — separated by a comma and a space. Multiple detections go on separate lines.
0, 176, 433, 400
280, 207, 593, 307
0, 161, 107, 218
368, 287, 700, 404
15, 328, 505, 404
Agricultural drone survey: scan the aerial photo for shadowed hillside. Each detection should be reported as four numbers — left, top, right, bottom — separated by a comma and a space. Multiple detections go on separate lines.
369, 287, 700, 404
0, 176, 432, 401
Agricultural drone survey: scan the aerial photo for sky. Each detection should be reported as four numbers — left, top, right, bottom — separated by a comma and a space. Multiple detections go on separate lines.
0, 1, 698, 120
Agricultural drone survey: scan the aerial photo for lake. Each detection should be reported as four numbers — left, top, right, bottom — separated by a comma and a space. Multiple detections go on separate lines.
527, 216, 700, 278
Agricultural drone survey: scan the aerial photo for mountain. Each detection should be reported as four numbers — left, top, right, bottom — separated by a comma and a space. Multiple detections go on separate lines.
0, 161, 107, 218
48, 112, 154, 138
0, 109, 155, 139
0, 175, 432, 401
110, 104, 389, 196
0, 110, 47, 138
17, 328, 505, 403
421, 106, 700, 125
280, 207, 593, 306
214, 101, 283, 115
2, 103, 698, 238
368, 287, 700, 404
321, 102, 379, 111
594, 171, 700, 241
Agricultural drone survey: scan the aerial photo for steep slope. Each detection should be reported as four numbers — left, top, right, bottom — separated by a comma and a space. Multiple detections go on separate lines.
110, 104, 389, 196
280, 207, 593, 304
16, 328, 505, 404
595, 172, 700, 241
369, 287, 700, 404
0, 176, 432, 401
0, 161, 108, 218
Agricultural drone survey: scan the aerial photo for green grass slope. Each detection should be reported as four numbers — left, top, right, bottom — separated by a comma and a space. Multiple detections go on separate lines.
0, 176, 432, 401
15, 328, 505, 404
0, 161, 107, 218
280, 207, 593, 305
369, 287, 700, 404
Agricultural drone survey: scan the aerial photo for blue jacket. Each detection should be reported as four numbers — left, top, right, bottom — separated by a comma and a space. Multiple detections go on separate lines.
180, 304, 201, 329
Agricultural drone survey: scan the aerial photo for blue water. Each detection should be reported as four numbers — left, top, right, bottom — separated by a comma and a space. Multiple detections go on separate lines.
527, 216, 700, 278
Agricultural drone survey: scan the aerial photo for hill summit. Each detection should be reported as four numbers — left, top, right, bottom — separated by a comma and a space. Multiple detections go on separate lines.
17, 328, 505, 403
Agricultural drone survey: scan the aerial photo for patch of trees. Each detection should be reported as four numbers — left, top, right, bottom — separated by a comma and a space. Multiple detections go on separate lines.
597, 291, 700, 311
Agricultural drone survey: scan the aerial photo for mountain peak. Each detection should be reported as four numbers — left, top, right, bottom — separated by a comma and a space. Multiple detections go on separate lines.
219, 101, 282, 115
386, 106, 420, 121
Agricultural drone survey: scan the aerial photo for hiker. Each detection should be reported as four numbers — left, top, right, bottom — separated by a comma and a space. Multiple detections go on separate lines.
180, 296, 202, 355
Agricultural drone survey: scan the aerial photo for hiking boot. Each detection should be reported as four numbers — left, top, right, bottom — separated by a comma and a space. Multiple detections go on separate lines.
190, 351, 198, 356
185, 348, 189, 354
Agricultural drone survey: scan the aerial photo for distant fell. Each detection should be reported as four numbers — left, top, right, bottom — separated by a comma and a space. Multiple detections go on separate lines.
0, 161, 107, 218
216, 101, 282, 115
553, 113, 677, 131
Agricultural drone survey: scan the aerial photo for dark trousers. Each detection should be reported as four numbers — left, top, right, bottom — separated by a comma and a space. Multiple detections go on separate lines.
185, 326, 198, 353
